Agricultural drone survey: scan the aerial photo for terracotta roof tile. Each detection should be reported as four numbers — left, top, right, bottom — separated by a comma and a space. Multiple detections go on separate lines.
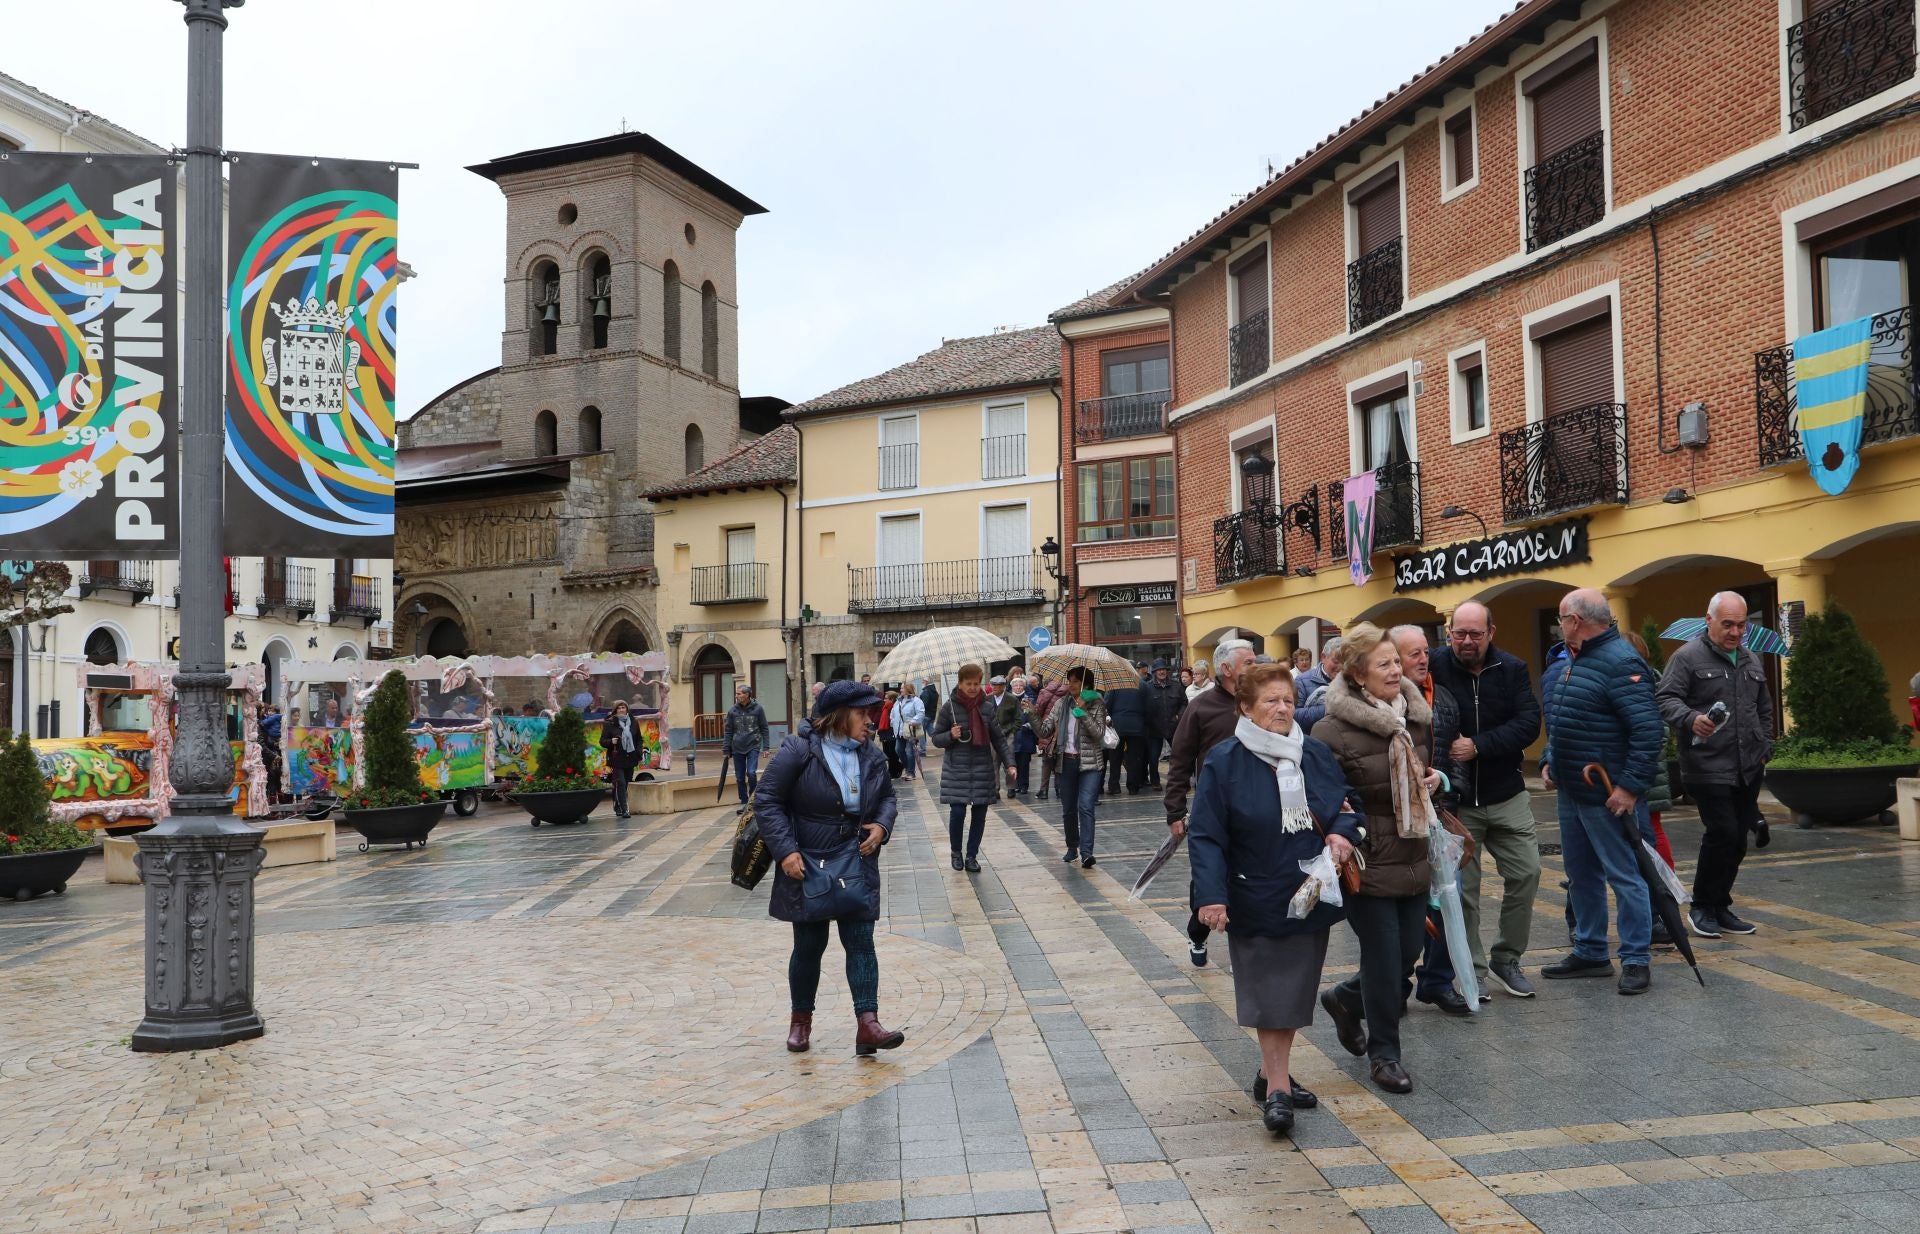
643, 424, 796, 500
783, 326, 1060, 418
1048, 276, 1139, 322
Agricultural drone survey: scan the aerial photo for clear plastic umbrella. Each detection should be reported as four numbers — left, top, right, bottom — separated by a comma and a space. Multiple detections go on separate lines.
1429, 825, 1481, 1010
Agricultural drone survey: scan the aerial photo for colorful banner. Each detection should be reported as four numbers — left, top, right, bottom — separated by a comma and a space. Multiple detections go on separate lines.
287, 725, 353, 797
225, 155, 398, 554
1791, 314, 1872, 496
1343, 469, 1378, 587
414, 729, 485, 791
0, 154, 177, 555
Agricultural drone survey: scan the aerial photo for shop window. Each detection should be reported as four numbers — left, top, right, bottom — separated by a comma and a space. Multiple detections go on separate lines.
814, 652, 854, 684
1076, 455, 1174, 542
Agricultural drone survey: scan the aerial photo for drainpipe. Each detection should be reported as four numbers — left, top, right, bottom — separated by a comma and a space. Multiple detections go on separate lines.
779, 463, 792, 733
794, 423, 806, 705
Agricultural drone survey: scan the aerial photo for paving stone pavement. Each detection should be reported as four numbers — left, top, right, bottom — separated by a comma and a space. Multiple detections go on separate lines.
8, 757, 1920, 1233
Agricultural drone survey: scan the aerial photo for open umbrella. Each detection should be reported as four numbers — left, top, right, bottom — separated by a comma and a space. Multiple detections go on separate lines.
1029, 643, 1142, 692
1657, 618, 1791, 657
1583, 764, 1705, 986
874, 626, 1018, 685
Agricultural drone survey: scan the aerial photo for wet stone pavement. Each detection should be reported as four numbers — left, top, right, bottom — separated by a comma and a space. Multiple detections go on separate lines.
8, 755, 1920, 1233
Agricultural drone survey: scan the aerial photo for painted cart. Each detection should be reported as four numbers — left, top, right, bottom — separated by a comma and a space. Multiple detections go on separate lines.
34, 661, 268, 833
483, 651, 672, 788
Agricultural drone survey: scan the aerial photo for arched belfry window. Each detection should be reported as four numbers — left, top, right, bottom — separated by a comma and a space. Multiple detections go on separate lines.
579, 406, 602, 453
684, 423, 704, 474
535, 410, 557, 456
531, 260, 560, 357
662, 260, 682, 363
585, 254, 612, 350
700, 280, 719, 378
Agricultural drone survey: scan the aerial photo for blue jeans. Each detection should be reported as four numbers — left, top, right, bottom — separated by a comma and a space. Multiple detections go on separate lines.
1559, 793, 1652, 967
732, 751, 759, 804
897, 737, 917, 778
1057, 761, 1101, 856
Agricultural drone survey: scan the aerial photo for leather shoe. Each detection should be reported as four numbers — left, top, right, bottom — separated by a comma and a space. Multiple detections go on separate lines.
1320, 988, 1366, 1057
964, 857, 981, 873
854, 1011, 905, 1055
1370, 1058, 1413, 1094
1715, 907, 1756, 934
950, 854, 964, 871
1261, 1090, 1295, 1135
1251, 1070, 1317, 1109
786, 1012, 812, 1053
1541, 954, 1614, 979
1416, 986, 1471, 1015
1618, 964, 1650, 995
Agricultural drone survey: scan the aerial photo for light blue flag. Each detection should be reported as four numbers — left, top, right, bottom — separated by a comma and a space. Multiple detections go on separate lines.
1791, 315, 1872, 495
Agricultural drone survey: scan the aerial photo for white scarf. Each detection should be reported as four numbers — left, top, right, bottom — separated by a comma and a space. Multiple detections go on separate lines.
1233, 715, 1314, 835
1365, 691, 1433, 839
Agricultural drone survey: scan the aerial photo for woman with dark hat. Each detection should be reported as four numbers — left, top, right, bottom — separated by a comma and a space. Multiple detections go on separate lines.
754, 679, 907, 1056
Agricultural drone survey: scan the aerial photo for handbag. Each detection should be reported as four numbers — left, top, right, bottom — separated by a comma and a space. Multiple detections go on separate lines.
801, 833, 871, 918
1435, 805, 1476, 870
1311, 807, 1365, 897
729, 806, 772, 891
1101, 724, 1120, 750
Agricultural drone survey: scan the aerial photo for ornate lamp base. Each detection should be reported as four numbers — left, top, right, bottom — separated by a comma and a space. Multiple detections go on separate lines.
130, 827, 267, 1053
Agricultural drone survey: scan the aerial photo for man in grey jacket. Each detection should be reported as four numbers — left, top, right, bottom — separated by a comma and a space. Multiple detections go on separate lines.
724, 684, 772, 811
1656, 592, 1774, 938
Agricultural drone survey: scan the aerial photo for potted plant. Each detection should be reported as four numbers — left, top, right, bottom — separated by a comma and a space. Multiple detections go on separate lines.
1763, 604, 1918, 828
338, 670, 446, 851
0, 730, 93, 901
1641, 619, 1687, 805
510, 706, 606, 827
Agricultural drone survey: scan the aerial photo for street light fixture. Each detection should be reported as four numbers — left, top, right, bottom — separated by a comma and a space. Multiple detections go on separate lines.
1039, 536, 1068, 639
1439, 504, 1489, 538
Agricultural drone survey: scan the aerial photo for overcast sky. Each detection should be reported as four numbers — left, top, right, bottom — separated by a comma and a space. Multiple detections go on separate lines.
16, 0, 1514, 417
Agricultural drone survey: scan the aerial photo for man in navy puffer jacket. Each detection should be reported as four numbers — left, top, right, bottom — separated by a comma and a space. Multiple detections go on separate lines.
1539, 588, 1662, 996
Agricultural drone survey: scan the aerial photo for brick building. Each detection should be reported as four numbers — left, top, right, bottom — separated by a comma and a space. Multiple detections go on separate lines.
1120, 0, 1920, 729
395, 133, 782, 659
1049, 283, 1181, 667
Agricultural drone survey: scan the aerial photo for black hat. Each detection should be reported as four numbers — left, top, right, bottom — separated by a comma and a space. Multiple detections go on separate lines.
814, 679, 882, 718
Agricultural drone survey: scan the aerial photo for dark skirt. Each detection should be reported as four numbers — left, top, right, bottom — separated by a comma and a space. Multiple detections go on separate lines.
1227, 929, 1331, 1030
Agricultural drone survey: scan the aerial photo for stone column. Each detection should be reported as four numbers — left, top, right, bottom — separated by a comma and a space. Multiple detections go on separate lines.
1603, 584, 1639, 637
1765, 558, 1834, 725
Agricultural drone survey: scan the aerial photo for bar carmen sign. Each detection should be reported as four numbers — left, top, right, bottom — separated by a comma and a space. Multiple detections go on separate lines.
1392, 516, 1591, 593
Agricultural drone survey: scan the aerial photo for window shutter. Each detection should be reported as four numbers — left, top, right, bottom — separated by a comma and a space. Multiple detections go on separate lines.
1230, 247, 1268, 320
1538, 315, 1614, 415
1352, 169, 1402, 255
1528, 41, 1602, 162
1447, 111, 1474, 183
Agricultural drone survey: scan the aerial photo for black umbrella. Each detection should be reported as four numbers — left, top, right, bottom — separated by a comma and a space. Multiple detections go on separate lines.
1582, 765, 1705, 987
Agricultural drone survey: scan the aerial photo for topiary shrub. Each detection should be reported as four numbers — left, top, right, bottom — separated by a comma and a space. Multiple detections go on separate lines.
524, 706, 597, 791
342, 671, 435, 810
0, 730, 86, 855
1771, 604, 1914, 768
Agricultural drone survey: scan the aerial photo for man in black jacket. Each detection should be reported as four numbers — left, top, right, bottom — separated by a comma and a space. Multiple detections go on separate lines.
1139, 658, 1186, 790
1428, 601, 1543, 999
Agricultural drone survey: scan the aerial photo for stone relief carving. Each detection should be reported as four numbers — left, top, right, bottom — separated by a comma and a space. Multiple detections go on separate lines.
398, 504, 560, 574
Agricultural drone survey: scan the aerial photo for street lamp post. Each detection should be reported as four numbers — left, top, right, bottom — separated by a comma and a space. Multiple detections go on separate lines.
131, 0, 264, 1053
1039, 536, 1068, 641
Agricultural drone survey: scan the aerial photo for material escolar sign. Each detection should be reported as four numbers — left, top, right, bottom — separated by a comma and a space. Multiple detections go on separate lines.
1391, 516, 1591, 593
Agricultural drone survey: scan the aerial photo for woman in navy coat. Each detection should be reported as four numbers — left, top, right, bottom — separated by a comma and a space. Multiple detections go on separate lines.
754, 680, 905, 1057
1188, 661, 1362, 1137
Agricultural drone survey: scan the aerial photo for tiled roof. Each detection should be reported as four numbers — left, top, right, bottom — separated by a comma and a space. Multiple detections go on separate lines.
644, 424, 796, 501
1048, 277, 1137, 323
784, 326, 1060, 418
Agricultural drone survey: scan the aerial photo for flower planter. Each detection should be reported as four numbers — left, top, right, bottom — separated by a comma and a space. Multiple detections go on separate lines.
0, 846, 91, 901
340, 800, 447, 851
511, 788, 607, 827
1764, 764, 1920, 829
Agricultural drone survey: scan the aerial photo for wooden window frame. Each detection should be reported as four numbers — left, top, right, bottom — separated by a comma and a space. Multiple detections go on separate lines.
1448, 341, 1491, 444
1075, 453, 1176, 544
1441, 101, 1480, 201
1100, 344, 1171, 397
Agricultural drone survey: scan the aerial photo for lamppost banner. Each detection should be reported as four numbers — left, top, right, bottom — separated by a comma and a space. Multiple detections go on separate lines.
224, 154, 398, 555
0, 153, 178, 556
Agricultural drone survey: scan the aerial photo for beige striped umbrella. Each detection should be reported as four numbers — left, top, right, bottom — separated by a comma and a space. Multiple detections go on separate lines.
1029, 643, 1142, 692
873, 626, 1018, 685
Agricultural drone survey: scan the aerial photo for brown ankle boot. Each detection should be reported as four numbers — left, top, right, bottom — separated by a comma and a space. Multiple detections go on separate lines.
854, 1011, 905, 1056
786, 1012, 812, 1053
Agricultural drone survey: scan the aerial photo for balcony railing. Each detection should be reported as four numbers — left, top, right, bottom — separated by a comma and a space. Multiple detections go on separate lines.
330, 576, 381, 623
691, 562, 769, 604
849, 553, 1045, 613
1788, 0, 1916, 130
1498, 402, 1629, 524
1076, 390, 1170, 443
1328, 461, 1422, 557
1228, 307, 1269, 387
1524, 131, 1606, 252
1213, 501, 1283, 585
259, 563, 316, 617
878, 442, 918, 490
982, 433, 1026, 480
1347, 237, 1404, 332
1755, 305, 1920, 468
79, 561, 154, 600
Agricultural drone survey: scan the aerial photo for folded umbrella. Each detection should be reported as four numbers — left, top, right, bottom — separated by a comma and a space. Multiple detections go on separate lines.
1129, 829, 1185, 901
1582, 764, 1704, 986
1428, 826, 1481, 1010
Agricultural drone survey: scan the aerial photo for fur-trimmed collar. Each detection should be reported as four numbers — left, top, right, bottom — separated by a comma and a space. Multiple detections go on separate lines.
1324, 672, 1430, 737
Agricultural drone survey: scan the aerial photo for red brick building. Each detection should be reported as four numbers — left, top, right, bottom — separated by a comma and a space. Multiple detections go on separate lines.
1119, 0, 1920, 727
1049, 284, 1179, 667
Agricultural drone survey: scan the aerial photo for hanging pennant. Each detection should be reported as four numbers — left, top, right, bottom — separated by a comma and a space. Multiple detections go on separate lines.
1791, 314, 1872, 496
1343, 469, 1378, 587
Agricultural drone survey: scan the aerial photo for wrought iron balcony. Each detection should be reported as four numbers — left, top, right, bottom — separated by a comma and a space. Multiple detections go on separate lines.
1328, 461, 1422, 557
330, 576, 381, 624
691, 562, 769, 605
1754, 305, 1920, 468
1347, 237, 1404, 332
878, 442, 918, 491
1788, 0, 1916, 130
1213, 501, 1283, 585
1076, 390, 1170, 443
1228, 307, 1269, 387
79, 561, 154, 600
258, 562, 316, 617
849, 553, 1044, 613
982, 432, 1026, 480
1524, 131, 1606, 252
1498, 402, 1629, 524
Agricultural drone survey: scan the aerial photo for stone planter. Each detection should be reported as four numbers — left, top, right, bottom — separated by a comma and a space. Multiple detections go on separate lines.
0, 846, 91, 901
511, 788, 607, 827
340, 800, 447, 851
1765, 764, 1920, 829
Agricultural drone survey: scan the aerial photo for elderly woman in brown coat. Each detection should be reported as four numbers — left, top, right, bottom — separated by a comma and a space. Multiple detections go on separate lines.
1312, 622, 1444, 1096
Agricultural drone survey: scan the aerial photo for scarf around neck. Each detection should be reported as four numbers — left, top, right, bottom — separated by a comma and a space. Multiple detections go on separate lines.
614, 715, 634, 752
1232, 715, 1313, 835
1365, 690, 1434, 839
956, 689, 989, 746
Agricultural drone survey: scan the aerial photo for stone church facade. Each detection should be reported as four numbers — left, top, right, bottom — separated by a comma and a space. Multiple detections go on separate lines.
395, 133, 774, 659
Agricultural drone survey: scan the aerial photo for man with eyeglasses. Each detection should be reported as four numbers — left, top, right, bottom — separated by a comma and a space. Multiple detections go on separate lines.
1429, 601, 1543, 999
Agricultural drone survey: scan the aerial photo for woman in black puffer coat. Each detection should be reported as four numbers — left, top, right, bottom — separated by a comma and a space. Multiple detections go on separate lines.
755, 680, 905, 1057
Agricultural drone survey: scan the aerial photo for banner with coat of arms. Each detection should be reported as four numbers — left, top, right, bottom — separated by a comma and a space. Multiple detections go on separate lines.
224, 154, 398, 554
